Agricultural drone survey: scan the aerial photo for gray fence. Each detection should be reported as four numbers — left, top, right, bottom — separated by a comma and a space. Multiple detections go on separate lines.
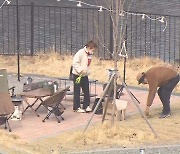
0, 3, 179, 65
126, 12, 180, 65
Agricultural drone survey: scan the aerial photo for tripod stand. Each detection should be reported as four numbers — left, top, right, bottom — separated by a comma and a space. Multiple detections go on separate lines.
84, 71, 158, 138
118, 39, 142, 104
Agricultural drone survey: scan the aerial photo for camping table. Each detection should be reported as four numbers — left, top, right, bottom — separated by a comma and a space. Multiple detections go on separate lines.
20, 88, 51, 117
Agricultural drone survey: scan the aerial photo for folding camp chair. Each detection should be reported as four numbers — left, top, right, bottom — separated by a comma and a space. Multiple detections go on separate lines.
0, 69, 15, 132
42, 86, 70, 123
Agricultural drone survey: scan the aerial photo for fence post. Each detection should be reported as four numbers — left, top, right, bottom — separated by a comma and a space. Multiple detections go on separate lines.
123, 24, 128, 83
16, 0, 20, 81
30, 2, 34, 56
109, 15, 113, 59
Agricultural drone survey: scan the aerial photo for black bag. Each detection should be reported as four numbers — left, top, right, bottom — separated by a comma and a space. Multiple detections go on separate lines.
103, 83, 123, 99
69, 66, 74, 80
92, 98, 103, 115
54, 108, 64, 116
0, 117, 7, 125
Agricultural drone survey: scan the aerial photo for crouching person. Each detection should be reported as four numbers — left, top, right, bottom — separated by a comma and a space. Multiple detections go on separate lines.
136, 66, 179, 118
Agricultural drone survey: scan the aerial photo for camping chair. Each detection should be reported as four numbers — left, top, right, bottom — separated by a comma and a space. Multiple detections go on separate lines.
0, 69, 15, 132
42, 86, 70, 123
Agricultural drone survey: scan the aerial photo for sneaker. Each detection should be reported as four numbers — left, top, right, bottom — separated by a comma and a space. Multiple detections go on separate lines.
159, 112, 171, 119
86, 106, 92, 112
74, 108, 86, 113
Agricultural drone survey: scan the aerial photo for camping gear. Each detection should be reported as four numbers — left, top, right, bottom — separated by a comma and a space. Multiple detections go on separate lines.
23, 80, 45, 92
92, 98, 104, 115
0, 69, 15, 132
10, 106, 22, 121
23, 80, 59, 95
42, 86, 70, 123
11, 96, 24, 121
69, 66, 73, 80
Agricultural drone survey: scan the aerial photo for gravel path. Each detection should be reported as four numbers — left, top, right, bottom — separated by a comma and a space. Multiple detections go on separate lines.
70, 144, 180, 154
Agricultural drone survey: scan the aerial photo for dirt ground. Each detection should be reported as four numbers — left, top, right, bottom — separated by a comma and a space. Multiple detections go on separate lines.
0, 54, 179, 153
0, 102, 180, 153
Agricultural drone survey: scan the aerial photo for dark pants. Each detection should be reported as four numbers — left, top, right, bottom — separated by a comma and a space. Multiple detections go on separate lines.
158, 74, 179, 114
73, 74, 90, 110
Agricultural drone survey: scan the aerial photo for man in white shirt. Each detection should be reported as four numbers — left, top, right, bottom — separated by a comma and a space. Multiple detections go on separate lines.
72, 40, 97, 113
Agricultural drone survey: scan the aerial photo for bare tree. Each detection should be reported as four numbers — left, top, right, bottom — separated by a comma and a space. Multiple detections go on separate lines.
85, 0, 158, 138
101, 0, 129, 125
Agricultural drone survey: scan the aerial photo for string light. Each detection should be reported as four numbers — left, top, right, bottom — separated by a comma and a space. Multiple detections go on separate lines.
57, 0, 168, 31
0, 0, 11, 9
159, 16, 165, 23
141, 14, 145, 20
5, 0, 11, 4
77, 1, 82, 7
98, 6, 103, 12
68, 0, 109, 11
119, 12, 124, 16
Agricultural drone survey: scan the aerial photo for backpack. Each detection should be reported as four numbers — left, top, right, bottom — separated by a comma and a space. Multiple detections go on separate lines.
92, 98, 104, 115
0, 117, 7, 125
103, 83, 123, 99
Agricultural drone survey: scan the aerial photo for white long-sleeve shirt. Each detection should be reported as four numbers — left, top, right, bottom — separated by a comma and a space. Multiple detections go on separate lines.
72, 47, 92, 76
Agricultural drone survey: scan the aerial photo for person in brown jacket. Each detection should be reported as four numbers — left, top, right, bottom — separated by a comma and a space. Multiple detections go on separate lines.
136, 66, 179, 118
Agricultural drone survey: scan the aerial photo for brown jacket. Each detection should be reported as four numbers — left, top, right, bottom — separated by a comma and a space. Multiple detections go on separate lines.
145, 66, 178, 106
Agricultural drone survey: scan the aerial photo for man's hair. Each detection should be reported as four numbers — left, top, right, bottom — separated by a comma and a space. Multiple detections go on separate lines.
85, 40, 98, 49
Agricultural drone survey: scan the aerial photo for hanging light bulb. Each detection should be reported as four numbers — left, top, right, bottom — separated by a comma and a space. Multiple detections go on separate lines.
5, 0, 11, 4
77, 1, 82, 7
98, 6, 103, 12
119, 11, 124, 16
57, 0, 61, 1
141, 14, 145, 20
159, 16, 165, 23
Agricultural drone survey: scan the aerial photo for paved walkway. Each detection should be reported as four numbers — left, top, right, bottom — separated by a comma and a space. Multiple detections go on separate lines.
1, 74, 179, 142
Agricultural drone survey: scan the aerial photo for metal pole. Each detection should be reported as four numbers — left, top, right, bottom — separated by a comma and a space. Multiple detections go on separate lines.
123, 57, 126, 83
119, 76, 158, 138
16, 0, 20, 81
30, 2, 34, 56
109, 14, 113, 59
124, 26, 128, 83
84, 74, 115, 132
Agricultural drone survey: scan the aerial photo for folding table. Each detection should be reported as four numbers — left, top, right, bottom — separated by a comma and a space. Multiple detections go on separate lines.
20, 88, 51, 117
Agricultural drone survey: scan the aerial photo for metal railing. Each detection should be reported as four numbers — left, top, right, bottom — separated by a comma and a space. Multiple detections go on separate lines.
0, 3, 179, 65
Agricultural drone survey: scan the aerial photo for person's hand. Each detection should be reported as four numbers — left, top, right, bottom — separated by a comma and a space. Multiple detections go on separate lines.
80, 70, 86, 75
145, 106, 150, 116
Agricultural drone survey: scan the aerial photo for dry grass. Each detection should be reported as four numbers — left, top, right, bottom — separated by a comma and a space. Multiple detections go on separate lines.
0, 102, 179, 153
34, 102, 180, 153
0, 53, 179, 92
0, 130, 44, 154
0, 52, 179, 153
